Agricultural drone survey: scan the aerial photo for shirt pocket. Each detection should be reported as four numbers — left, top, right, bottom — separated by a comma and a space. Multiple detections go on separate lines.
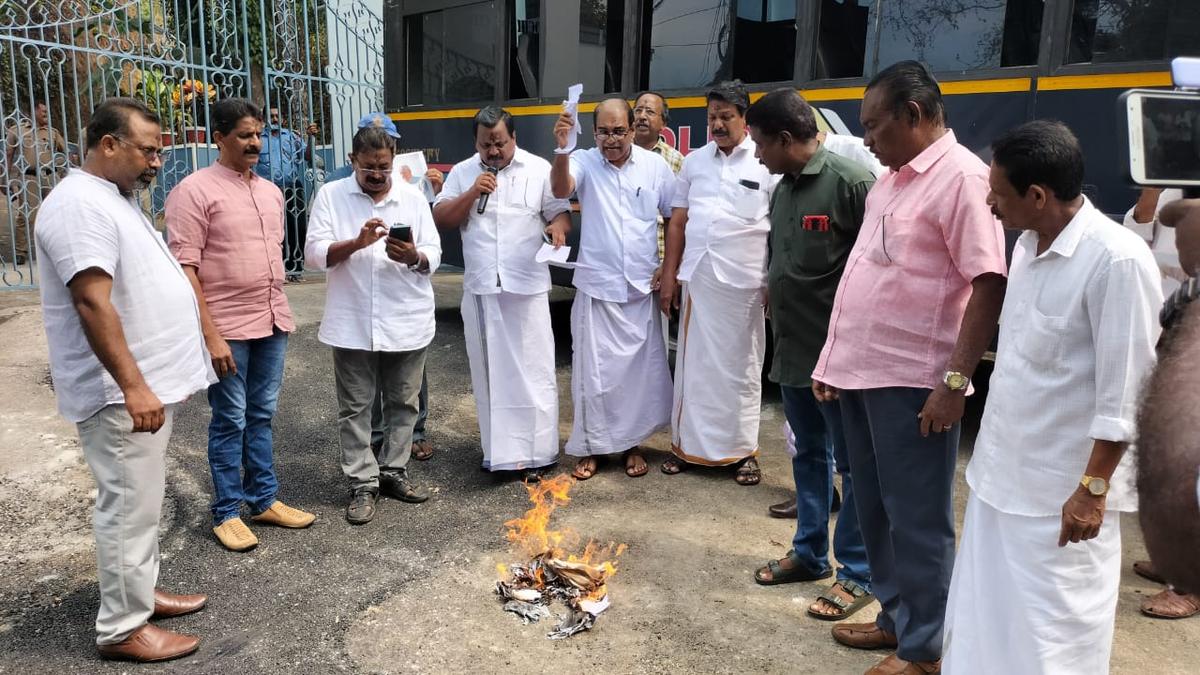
863, 214, 918, 267
501, 175, 538, 213
625, 183, 659, 221
781, 218, 834, 276
723, 179, 768, 221
1014, 307, 1067, 367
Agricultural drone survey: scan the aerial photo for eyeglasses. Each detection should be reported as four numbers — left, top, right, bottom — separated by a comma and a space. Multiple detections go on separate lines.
111, 136, 165, 161
355, 166, 391, 176
594, 128, 630, 140
632, 107, 660, 117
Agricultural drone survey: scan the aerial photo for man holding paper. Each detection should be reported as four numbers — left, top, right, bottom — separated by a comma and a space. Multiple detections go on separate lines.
432, 106, 570, 480
551, 96, 676, 480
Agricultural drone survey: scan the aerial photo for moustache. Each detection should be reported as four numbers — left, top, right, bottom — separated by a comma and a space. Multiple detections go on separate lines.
244, 148, 261, 155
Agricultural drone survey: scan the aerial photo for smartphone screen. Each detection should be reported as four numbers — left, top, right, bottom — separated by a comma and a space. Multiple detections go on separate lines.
389, 224, 413, 242
1126, 91, 1200, 186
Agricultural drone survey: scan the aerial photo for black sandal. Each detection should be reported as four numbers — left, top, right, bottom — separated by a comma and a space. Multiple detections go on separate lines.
754, 551, 834, 586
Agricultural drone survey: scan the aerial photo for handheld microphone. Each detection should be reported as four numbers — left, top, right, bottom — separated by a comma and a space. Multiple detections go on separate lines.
477, 166, 499, 214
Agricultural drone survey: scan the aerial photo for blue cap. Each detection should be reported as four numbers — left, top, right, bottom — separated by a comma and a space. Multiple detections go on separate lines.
357, 112, 401, 139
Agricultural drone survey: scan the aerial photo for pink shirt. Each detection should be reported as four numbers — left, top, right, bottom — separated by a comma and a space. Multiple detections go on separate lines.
812, 130, 1006, 391
166, 163, 295, 340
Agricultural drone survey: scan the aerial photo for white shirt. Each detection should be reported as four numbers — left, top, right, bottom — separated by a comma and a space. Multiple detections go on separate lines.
435, 148, 570, 296
305, 176, 442, 352
671, 136, 773, 289
822, 132, 886, 178
36, 170, 215, 422
967, 198, 1163, 516
1122, 187, 1185, 297
568, 145, 676, 302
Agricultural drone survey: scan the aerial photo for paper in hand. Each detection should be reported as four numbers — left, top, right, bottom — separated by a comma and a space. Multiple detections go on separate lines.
535, 242, 571, 265
560, 83, 584, 153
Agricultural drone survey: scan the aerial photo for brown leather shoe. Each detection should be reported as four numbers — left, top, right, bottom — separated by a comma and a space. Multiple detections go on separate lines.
250, 500, 316, 528
213, 517, 258, 552
768, 499, 797, 519
152, 589, 207, 619
832, 621, 898, 650
97, 624, 199, 662
865, 654, 941, 674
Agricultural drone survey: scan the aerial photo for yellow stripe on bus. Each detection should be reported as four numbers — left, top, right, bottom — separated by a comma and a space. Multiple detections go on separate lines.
389, 72, 1168, 121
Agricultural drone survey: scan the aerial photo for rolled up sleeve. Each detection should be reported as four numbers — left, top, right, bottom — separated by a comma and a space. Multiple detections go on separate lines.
1086, 256, 1163, 442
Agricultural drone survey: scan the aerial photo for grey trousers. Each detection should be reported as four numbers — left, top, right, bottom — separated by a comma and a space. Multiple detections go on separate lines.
332, 346, 426, 489
838, 387, 958, 663
76, 403, 175, 644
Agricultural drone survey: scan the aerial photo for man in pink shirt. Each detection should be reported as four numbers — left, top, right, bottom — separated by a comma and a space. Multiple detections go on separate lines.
811, 61, 1007, 674
166, 98, 315, 552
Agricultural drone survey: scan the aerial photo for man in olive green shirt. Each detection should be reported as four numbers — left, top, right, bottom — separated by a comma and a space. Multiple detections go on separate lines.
746, 88, 876, 622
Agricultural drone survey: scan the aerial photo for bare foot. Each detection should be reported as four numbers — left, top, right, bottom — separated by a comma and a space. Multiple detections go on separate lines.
624, 449, 648, 477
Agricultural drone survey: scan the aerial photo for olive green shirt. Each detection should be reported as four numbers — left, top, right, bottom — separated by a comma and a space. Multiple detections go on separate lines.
767, 146, 874, 387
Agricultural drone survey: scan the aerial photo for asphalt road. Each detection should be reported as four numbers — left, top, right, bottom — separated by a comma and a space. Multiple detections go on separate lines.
0, 276, 1195, 674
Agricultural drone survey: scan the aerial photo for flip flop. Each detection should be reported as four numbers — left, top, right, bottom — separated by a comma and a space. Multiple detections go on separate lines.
571, 457, 599, 481
624, 449, 648, 477
808, 580, 874, 621
661, 456, 687, 474
735, 457, 761, 486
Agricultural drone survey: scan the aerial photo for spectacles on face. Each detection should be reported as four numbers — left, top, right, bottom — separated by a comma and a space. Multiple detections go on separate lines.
111, 136, 165, 161
355, 166, 391, 177
594, 128, 630, 140
632, 107, 660, 118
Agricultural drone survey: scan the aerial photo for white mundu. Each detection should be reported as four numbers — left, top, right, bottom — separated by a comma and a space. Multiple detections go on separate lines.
564, 145, 676, 457
436, 147, 569, 470
670, 135, 773, 465
944, 199, 1163, 674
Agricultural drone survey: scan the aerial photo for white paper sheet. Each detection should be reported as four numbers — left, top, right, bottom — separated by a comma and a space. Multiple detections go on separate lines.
392, 151, 428, 183
560, 83, 584, 153
535, 242, 571, 265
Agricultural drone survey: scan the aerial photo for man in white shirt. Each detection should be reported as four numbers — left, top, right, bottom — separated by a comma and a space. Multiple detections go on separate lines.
305, 126, 442, 525
432, 106, 571, 480
658, 80, 772, 484
36, 98, 213, 662
943, 120, 1163, 674
551, 98, 676, 480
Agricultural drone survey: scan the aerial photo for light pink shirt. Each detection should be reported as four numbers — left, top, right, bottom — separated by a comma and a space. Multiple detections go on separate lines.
166, 163, 295, 340
812, 130, 1007, 391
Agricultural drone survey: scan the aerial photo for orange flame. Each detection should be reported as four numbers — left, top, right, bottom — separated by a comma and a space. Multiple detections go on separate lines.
501, 474, 626, 588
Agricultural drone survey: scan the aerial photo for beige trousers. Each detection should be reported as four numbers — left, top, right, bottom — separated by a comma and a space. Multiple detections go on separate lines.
76, 403, 175, 644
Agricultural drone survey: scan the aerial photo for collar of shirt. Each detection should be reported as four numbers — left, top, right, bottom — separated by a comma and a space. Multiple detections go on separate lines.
1029, 198, 1091, 260
903, 128, 957, 175
793, 144, 830, 178
711, 132, 755, 159
210, 160, 262, 184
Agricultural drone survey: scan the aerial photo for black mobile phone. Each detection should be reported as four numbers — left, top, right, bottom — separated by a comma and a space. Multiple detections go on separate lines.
389, 224, 412, 242
739, 178, 760, 190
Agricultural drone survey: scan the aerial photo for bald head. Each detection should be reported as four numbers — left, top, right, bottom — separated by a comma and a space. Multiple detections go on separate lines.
593, 97, 634, 131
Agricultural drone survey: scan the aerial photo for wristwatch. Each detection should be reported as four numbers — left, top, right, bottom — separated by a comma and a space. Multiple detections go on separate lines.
942, 370, 969, 391
1080, 475, 1110, 497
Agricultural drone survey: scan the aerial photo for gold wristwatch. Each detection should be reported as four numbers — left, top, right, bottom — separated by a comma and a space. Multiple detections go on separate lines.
1080, 475, 1110, 497
942, 370, 969, 391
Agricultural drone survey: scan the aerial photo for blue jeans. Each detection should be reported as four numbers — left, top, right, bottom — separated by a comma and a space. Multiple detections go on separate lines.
206, 328, 288, 525
780, 384, 870, 589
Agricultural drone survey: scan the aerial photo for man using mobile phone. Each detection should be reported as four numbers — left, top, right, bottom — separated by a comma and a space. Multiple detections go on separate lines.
432, 106, 570, 481
305, 125, 441, 525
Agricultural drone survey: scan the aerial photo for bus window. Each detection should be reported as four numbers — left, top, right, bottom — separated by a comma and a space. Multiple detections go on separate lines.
732, 0, 798, 84
404, 2, 497, 106
580, 0, 626, 93
1067, 0, 1192, 65
509, 0, 540, 99
815, 1, 1042, 79
646, 0, 733, 90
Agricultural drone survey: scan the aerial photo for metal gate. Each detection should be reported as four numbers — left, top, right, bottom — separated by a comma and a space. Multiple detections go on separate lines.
0, 0, 384, 288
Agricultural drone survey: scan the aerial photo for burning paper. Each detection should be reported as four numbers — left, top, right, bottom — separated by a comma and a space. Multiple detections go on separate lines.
494, 475, 626, 639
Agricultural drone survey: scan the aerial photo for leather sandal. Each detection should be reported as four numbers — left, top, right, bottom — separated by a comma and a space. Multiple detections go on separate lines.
754, 550, 833, 585
808, 580, 874, 621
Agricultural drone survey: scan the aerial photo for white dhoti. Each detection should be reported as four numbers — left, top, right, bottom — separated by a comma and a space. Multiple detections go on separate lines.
671, 257, 765, 465
943, 493, 1121, 675
565, 289, 672, 456
462, 291, 560, 471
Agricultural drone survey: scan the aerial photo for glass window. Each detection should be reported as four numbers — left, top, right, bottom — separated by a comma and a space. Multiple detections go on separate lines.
646, 0, 733, 90
579, 0, 625, 94
404, 2, 497, 106
732, 0, 797, 84
509, 0, 540, 99
1068, 0, 1192, 65
815, 1, 1042, 80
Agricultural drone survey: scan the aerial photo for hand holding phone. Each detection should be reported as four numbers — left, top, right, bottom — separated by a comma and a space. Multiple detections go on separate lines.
388, 224, 413, 242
